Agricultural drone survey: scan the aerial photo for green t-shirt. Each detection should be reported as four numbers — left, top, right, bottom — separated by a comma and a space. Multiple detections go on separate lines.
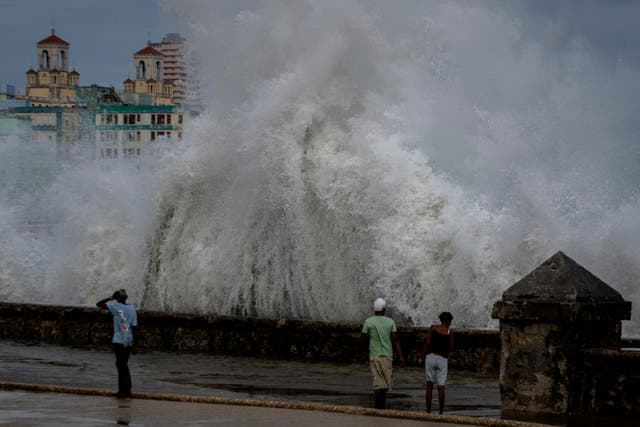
362, 315, 397, 359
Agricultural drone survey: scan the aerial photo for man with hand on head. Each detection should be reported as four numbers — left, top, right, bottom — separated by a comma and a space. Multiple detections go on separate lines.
361, 297, 404, 409
97, 289, 138, 399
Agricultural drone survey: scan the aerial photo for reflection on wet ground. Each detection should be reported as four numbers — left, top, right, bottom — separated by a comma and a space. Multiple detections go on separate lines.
1, 390, 479, 427
0, 340, 500, 417
4, 340, 640, 426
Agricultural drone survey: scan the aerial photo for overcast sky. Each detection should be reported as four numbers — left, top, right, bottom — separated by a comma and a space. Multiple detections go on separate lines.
0, 0, 176, 93
2, 0, 640, 94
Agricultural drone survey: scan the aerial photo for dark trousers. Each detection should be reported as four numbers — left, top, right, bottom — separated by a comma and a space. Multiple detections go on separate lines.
112, 343, 132, 397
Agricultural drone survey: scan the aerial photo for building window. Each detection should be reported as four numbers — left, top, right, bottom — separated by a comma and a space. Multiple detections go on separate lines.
136, 115, 141, 122
178, 115, 183, 124
151, 131, 156, 141
137, 61, 146, 79
42, 50, 50, 69
167, 115, 171, 124
59, 51, 66, 69
101, 148, 118, 159
124, 148, 138, 158
151, 114, 156, 125
155, 61, 162, 79
157, 114, 165, 125
124, 114, 137, 125
102, 114, 118, 125
99, 131, 118, 142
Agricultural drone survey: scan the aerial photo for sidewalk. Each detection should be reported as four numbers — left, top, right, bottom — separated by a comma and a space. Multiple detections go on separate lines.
1, 387, 499, 427
0, 340, 499, 416
0, 340, 519, 426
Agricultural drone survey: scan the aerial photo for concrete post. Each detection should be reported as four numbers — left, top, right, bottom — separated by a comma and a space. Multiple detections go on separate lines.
492, 251, 631, 416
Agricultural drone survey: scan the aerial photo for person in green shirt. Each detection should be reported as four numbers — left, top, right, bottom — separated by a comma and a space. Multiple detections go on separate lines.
361, 298, 404, 409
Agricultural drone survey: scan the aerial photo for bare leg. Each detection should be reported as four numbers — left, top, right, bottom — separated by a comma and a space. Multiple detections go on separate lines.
374, 389, 387, 409
426, 381, 433, 413
438, 385, 445, 414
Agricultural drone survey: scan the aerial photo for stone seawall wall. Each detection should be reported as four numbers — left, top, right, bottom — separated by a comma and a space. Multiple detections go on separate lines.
576, 349, 640, 416
2, 302, 636, 377
0, 302, 499, 372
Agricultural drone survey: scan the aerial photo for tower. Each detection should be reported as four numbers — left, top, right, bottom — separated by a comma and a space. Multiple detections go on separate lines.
38, 28, 69, 71
153, 33, 186, 105
25, 28, 80, 106
121, 41, 173, 105
153, 33, 201, 107
134, 41, 164, 81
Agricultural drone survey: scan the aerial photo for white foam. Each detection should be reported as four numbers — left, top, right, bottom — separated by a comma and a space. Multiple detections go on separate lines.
1, 1, 638, 334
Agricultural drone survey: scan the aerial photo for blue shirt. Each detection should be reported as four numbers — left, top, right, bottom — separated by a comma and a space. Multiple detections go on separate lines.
108, 302, 138, 346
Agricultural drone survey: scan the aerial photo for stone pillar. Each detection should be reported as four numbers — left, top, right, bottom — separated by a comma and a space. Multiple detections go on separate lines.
492, 251, 631, 416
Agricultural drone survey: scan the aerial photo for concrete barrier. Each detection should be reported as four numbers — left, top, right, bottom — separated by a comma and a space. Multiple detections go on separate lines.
493, 251, 636, 416
0, 301, 499, 372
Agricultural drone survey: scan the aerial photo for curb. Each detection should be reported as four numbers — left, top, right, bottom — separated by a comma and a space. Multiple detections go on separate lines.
1, 381, 548, 427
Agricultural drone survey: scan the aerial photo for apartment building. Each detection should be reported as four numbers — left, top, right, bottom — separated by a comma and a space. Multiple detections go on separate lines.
94, 105, 185, 159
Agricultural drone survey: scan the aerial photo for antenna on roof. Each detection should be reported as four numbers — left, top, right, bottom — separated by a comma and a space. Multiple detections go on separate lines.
147, 31, 151, 45
52, 18, 55, 35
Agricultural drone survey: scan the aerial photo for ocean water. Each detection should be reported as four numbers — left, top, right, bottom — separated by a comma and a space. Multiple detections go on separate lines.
1, 1, 639, 334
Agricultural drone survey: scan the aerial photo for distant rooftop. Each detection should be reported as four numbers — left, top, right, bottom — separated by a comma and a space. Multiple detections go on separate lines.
0, 100, 28, 109
37, 29, 69, 46
161, 33, 186, 44
1, 83, 17, 96
134, 43, 164, 57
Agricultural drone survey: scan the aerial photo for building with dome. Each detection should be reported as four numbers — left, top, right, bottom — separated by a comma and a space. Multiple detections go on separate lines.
25, 28, 80, 107
120, 42, 174, 105
2, 29, 190, 162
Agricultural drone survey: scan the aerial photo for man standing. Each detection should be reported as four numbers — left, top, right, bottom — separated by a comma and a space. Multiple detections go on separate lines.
97, 289, 138, 399
361, 297, 404, 409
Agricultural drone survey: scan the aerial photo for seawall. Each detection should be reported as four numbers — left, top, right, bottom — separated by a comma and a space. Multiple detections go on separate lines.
3, 302, 636, 376
0, 302, 499, 372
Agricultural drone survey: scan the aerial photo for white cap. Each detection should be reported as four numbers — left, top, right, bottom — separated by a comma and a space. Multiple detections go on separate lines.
373, 298, 387, 311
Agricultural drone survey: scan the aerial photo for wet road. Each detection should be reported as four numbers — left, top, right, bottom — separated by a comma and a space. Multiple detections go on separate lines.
0, 340, 500, 417
4, 341, 640, 426
0, 389, 489, 427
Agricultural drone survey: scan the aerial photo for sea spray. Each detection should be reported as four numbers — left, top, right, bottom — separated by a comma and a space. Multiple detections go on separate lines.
1, 1, 638, 333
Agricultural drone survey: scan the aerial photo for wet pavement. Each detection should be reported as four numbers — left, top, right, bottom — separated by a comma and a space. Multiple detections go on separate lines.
0, 339, 500, 417
3, 341, 640, 426
0, 389, 484, 427
0, 341, 500, 418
